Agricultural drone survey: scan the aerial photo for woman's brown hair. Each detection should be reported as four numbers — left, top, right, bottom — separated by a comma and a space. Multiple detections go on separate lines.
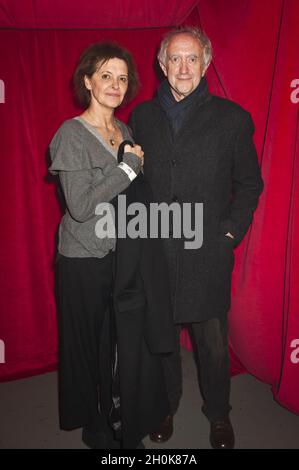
73, 41, 139, 108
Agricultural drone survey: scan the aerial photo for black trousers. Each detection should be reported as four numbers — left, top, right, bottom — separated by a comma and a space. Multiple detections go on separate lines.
56, 254, 114, 430
163, 318, 231, 423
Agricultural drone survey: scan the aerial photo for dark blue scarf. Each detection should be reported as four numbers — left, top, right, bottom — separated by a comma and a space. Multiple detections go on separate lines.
157, 77, 209, 136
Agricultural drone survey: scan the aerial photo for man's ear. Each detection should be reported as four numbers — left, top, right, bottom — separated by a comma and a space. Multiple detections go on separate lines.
201, 57, 211, 78
159, 61, 168, 77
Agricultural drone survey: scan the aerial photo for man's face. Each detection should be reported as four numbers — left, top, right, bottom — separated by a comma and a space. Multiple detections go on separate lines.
160, 33, 206, 102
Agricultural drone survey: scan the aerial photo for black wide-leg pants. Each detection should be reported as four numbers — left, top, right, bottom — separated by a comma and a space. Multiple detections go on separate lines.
56, 254, 114, 430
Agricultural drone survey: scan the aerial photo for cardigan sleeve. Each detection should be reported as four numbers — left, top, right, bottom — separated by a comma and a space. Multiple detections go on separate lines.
49, 120, 142, 223
220, 113, 264, 246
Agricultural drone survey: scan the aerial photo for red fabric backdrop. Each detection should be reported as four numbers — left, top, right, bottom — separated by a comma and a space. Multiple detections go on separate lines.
0, 0, 298, 414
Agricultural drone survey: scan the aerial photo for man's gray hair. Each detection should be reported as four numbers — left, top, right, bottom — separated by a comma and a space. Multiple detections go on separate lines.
157, 27, 213, 69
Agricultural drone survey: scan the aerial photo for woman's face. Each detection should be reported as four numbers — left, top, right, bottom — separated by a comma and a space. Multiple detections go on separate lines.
84, 58, 129, 110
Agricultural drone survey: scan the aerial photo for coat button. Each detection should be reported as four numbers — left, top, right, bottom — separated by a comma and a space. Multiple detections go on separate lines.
171, 159, 177, 166
172, 195, 178, 202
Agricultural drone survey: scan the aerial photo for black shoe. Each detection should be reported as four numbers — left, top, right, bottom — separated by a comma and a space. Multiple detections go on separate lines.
210, 418, 235, 449
149, 415, 173, 443
82, 426, 121, 450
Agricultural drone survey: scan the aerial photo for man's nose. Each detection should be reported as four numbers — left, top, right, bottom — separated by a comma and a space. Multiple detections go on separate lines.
179, 59, 189, 74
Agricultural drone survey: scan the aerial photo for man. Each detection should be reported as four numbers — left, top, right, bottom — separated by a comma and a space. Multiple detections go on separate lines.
129, 27, 263, 449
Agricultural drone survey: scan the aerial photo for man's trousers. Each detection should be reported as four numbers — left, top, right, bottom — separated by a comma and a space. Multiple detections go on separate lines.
163, 317, 232, 423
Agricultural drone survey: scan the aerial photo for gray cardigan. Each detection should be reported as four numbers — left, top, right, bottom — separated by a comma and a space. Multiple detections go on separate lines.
49, 117, 141, 258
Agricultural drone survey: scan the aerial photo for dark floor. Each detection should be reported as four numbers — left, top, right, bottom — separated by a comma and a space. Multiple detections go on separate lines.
0, 348, 298, 449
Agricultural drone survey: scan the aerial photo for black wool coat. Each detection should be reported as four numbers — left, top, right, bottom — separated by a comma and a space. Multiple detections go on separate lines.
111, 172, 174, 449
129, 84, 264, 323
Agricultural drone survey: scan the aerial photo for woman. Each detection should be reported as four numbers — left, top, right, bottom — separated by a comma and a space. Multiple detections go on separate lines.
49, 42, 145, 448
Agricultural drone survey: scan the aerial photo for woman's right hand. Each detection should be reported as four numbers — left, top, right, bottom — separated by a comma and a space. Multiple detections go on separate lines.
124, 144, 144, 166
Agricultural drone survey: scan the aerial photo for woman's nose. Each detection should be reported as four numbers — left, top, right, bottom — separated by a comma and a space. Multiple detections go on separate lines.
111, 78, 120, 89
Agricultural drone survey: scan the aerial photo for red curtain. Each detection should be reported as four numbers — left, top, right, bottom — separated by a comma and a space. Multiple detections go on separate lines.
0, 0, 298, 415
0, 0, 198, 28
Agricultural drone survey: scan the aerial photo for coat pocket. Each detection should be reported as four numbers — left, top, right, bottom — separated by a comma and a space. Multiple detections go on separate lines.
218, 233, 235, 272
